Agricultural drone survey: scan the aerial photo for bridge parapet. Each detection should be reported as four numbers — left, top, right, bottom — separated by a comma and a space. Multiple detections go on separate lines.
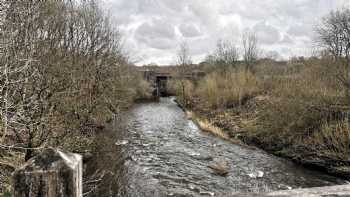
13, 148, 82, 197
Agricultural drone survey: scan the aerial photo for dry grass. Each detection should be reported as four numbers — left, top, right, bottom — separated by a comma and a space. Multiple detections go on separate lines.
197, 68, 259, 108
178, 59, 350, 174
187, 111, 243, 145
245, 60, 350, 168
197, 119, 231, 140
192, 60, 350, 168
187, 111, 230, 140
311, 120, 350, 160
168, 79, 195, 105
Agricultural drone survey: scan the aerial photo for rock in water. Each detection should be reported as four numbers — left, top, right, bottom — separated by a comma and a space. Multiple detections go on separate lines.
257, 170, 264, 178
208, 161, 229, 176
247, 170, 264, 178
115, 140, 129, 146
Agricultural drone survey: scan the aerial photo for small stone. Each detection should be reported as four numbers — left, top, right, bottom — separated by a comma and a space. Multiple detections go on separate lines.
247, 170, 264, 179
115, 140, 129, 146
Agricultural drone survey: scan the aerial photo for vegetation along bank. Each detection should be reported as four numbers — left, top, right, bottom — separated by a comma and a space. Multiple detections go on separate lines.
169, 8, 350, 179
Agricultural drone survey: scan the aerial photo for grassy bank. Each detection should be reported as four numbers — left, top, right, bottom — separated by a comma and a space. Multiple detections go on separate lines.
171, 60, 350, 179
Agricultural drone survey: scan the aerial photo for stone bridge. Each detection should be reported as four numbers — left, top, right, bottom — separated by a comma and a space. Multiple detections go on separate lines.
138, 66, 205, 97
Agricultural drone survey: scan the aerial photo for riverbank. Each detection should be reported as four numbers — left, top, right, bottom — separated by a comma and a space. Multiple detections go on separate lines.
177, 96, 350, 180
185, 110, 258, 151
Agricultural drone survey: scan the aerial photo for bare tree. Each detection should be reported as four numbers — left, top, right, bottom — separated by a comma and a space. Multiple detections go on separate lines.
0, 1, 152, 195
242, 30, 259, 72
0, 1, 50, 161
316, 8, 350, 97
177, 42, 192, 67
0, 0, 139, 161
213, 39, 239, 70
262, 50, 281, 61
176, 41, 192, 105
317, 8, 350, 60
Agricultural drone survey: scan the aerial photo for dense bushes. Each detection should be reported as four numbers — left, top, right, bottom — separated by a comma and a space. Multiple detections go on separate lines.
0, 1, 151, 194
312, 120, 350, 159
253, 59, 350, 160
0, 0, 150, 155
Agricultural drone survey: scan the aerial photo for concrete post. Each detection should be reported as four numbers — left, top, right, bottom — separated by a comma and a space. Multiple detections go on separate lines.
13, 148, 82, 197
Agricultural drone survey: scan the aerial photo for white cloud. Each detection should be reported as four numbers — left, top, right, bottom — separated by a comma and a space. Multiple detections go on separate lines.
102, 0, 348, 65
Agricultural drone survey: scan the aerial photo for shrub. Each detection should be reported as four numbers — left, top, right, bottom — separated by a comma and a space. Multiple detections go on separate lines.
311, 120, 350, 160
135, 79, 153, 100
167, 79, 194, 105
197, 68, 259, 108
255, 61, 347, 147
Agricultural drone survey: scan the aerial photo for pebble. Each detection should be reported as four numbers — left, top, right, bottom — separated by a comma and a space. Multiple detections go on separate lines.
115, 140, 129, 146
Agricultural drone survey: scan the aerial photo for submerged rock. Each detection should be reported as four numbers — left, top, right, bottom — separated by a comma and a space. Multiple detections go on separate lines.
208, 161, 230, 176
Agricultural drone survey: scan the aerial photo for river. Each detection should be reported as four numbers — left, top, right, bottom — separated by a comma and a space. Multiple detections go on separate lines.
113, 97, 345, 196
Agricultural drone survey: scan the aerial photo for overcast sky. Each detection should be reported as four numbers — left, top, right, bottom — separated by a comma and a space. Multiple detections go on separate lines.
102, 0, 350, 65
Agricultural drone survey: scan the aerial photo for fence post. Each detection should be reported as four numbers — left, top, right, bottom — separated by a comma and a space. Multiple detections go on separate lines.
12, 148, 82, 197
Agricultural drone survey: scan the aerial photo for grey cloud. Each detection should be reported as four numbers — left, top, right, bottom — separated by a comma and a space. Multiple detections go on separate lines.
189, 37, 216, 55
188, 1, 219, 30
287, 23, 313, 37
253, 21, 281, 45
136, 20, 175, 40
135, 23, 175, 50
145, 38, 174, 50
280, 34, 294, 44
236, 0, 276, 20
179, 24, 202, 37
134, 19, 176, 50
103, 0, 345, 65
159, 0, 187, 12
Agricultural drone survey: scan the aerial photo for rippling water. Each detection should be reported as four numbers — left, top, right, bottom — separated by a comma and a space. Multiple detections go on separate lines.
116, 97, 345, 196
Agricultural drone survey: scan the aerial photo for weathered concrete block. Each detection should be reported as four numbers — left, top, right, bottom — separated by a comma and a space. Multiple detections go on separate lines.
13, 148, 82, 197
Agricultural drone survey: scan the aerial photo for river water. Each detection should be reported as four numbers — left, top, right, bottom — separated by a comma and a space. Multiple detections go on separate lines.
115, 97, 345, 196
